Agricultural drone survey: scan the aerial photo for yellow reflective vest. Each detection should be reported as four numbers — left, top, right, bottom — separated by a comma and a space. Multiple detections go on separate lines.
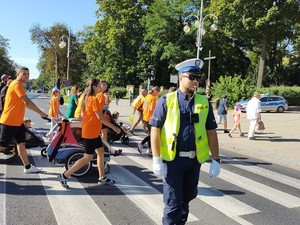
160, 91, 210, 163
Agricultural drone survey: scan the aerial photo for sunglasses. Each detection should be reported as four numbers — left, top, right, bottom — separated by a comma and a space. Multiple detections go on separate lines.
182, 73, 201, 81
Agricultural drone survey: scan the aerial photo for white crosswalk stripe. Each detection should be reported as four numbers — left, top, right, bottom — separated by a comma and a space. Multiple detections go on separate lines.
8, 131, 299, 225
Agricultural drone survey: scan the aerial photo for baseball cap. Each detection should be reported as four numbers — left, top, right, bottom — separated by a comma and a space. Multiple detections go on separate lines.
223, 94, 227, 99
1, 74, 11, 81
175, 58, 204, 75
52, 87, 60, 93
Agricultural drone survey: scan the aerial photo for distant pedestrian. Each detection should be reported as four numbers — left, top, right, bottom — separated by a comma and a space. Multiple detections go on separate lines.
217, 94, 229, 133
0, 67, 47, 173
0, 78, 12, 114
228, 104, 243, 137
128, 89, 147, 134
246, 91, 261, 140
129, 91, 134, 105
115, 91, 120, 106
137, 86, 160, 154
0, 74, 11, 93
49, 87, 60, 119
65, 86, 79, 119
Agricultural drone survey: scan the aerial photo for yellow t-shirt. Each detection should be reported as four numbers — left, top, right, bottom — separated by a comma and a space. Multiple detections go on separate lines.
0, 80, 26, 126
74, 94, 84, 118
82, 96, 102, 139
49, 96, 59, 118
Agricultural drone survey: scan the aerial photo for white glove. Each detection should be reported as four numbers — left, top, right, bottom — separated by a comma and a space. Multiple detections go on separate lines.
153, 157, 164, 177
209, 159, 220, 177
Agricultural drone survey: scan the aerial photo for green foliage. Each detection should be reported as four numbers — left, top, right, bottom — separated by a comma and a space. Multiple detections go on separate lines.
108, 87, 127, 98
259, 86, 300, 106
211, 75, 255, 108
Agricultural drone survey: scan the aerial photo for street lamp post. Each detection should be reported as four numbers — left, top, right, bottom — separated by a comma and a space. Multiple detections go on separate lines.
183, 0, 218, 59
59, 27, 71, 83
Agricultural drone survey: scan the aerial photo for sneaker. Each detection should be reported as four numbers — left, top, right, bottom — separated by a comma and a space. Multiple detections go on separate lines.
228, 133, 232, 138
224, 130, 230, 133
112, 149, 122, 157
57, 173, 69, 189
24, 165, 42, 174
128, 130, 136, 135
137, 143, 143, 154
146, 148, 152, 154
240, 133, 244, 137
98, 177, 115, 185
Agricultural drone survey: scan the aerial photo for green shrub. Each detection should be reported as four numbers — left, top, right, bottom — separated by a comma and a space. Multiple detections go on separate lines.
211, 75, 255, 108
109, 87, 127, 98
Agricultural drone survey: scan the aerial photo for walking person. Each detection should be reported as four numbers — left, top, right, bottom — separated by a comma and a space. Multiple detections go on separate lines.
128, 88, 147, 134
150, 59, 220, 224
57, 78, 121, 188
65, 85, 79, 119
115, 91, 120, 106
217, 94, 229, 133
137, 86, 160, 154
0, 67, 47, 173
0, 78, 12, 115
228, 104, 243, 137
246, 91, 261, 140
129, 90, 134, 105
49, 87, 60, 119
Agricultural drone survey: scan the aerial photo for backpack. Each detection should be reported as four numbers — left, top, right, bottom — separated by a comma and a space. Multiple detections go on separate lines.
59, 96, 64, 105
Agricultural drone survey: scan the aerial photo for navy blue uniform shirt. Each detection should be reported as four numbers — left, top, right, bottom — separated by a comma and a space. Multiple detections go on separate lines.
149, 89, 217, 151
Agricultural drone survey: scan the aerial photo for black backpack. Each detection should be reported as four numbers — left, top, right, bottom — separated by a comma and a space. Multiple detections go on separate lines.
59, 96, 64, 105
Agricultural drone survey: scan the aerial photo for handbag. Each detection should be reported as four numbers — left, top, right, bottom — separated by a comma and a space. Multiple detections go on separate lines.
256, 120, 265, 131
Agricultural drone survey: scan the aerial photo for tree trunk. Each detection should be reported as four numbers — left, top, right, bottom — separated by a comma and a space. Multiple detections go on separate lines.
257, 35, 267, 89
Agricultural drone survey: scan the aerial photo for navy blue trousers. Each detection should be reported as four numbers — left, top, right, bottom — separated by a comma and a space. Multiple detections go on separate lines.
162, 157, 201, 225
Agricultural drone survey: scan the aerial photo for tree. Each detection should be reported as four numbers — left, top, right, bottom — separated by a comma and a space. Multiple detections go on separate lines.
0, 35, 16, 77
30, 23, 88, 88
82, 0, 146, 87
210, 0, 300, 88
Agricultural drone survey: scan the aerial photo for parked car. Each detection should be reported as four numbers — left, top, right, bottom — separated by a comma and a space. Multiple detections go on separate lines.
237, 94, 288, 113
37, 89, 42, 93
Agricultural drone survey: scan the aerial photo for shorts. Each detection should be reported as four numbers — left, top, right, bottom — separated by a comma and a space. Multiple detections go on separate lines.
0, 123, 26, 147
218, 114, 227, 122
84, 136, 103, 154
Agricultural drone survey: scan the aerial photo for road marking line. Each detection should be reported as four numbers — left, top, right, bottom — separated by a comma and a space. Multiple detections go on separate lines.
31, 150, 111, 225
198, 182, 258, 225
0, 163, 7, 225
223, 158, 300, 189
202, 163, 300, 208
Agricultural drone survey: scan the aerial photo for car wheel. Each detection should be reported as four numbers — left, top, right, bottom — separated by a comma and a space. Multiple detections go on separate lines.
277, 106, 284, 113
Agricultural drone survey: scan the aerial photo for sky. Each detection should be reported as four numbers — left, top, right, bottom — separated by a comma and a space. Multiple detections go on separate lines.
0, 0, 99, 79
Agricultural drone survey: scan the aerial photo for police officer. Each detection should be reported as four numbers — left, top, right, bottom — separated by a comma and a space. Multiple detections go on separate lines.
150, 58, 220, 225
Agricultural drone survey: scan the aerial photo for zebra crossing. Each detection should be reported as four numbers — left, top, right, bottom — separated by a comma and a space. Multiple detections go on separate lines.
2, 133, 300, 225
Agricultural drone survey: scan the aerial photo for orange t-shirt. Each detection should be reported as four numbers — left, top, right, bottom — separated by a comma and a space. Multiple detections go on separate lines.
49, 96, 59, 118
82, 96, 102, 139
74, 94, 84, 118
143, 94, 157, 122
0, 80, 26, 126
96, 92, 105, 110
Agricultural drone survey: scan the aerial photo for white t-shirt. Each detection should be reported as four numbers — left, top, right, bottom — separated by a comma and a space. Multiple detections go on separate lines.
246, 97, 261, 120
